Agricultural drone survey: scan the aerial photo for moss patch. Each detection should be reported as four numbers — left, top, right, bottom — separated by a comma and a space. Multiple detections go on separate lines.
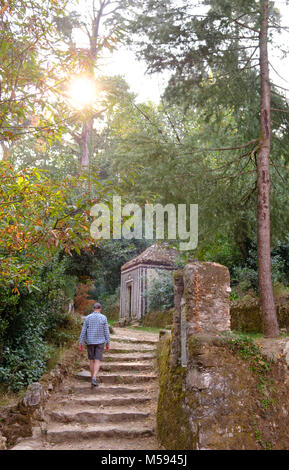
156, 337, 197, 450
142, 308, 173, 329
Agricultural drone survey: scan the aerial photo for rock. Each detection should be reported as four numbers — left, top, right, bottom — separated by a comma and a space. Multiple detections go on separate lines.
255, 338, 287, 362
33, 406, 45, 422
0, 432, 7, 450
22, 383, 43, 408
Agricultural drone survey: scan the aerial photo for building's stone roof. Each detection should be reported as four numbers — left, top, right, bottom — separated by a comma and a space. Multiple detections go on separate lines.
121, 243, 179, 272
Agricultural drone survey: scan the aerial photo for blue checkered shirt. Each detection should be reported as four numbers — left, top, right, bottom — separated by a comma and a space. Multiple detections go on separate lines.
79, 311, 110, 346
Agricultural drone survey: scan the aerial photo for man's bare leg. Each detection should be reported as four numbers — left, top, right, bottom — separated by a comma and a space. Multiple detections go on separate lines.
93, 359, 101, 378
89, 359, 101, 378
89, 360, 95, 379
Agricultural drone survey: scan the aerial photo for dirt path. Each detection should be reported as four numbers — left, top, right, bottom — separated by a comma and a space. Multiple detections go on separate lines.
12, 327, 161, 450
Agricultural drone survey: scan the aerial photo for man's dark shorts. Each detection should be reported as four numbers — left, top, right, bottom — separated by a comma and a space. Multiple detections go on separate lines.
87, 343, 105, 360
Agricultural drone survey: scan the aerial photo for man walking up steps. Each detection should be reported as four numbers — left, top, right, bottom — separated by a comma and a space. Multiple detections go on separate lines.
79, 302, 110, 387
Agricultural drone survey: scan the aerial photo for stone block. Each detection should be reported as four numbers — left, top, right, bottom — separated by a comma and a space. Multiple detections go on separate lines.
21, 383, 43, 409
183, 261, 231, 334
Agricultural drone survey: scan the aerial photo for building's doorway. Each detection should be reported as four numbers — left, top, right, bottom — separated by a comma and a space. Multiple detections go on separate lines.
126, 284, 132, 319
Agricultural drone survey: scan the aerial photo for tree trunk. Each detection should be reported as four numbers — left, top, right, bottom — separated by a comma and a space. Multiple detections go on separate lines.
1, 142, 10, 161
79, 1, 106, 172
80, 119, 91, 170
257, 1, 279, 337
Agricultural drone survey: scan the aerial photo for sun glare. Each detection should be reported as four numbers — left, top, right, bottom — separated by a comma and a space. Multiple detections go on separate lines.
67, 77, 97, 109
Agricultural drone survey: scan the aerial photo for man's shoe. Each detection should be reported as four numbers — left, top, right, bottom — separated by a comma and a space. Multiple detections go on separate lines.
91, 378, 99, 387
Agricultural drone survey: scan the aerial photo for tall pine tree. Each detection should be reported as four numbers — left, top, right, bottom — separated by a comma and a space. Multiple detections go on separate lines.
125, 0, 289, 336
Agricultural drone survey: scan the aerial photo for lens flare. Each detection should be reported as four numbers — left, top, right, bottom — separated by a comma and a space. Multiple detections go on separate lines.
67, 77, 97, 109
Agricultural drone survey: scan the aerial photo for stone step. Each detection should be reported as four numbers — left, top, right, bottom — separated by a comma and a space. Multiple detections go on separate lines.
100, 362, 153, 372
107, 345, 156, 353
59, 395, 152, 407
12, 436, 159, 450
48, 408, 150, 425
104, 353, 155, 362
44, 436, 159, 450
76, 370, 157, 384
79, 362, 153, 371
44, 423, 155, 443
62, 383, 154, 396
111, 337, 158, 346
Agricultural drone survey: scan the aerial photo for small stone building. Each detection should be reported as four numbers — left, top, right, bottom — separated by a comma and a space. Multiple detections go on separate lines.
120, 244, 178, 321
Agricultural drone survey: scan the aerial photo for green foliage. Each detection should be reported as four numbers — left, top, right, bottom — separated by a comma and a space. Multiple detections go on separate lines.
0, 256, 79, 392
0, 0, 74, 143
0, 302, 50, 392
198, 236, 240, 270
226, 333, 271, 376
0, 161, 106, 290
231, 266, 258, 291
146, 271, 174, 312
66, 239, 149, 298
119, 0, 289, 271
99, 287, 120, 322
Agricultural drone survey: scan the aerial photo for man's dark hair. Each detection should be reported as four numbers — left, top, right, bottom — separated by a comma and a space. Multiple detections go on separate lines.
94, 302, 102, 310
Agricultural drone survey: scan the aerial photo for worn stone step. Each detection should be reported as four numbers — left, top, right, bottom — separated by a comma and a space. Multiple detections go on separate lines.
98, 374, 157, 384
79, 362, 153, 371
48, 408, 150, 425
101, 362, 153, 372
62, 383, 154, 396
44, 423, 154, 443
111, 337, 158, 346
104, 353, 155, 362
76, 370, 157, 384
12, 436, 159, 450
108, 345, 156, 353
59, 395, 152, 407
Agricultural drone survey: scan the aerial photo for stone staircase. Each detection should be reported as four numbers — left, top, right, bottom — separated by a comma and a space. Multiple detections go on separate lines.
12, 328, 160, 450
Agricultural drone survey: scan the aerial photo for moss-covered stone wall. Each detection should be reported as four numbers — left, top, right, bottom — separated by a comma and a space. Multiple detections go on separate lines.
141, 308, 173, 328
157, 337, 197, 449
157, 333, 289, 450
230, 296, 289, 333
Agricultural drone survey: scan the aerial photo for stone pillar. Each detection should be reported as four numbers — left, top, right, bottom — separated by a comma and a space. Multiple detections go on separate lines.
183, 261, 231, 335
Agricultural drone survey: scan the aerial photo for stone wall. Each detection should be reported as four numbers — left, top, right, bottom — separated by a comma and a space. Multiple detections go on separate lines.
230, 295, 289, 334
157, 261, 289, 450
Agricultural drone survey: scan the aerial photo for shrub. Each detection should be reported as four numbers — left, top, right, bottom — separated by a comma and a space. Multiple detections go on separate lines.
0, 311, 50, 391
99, 287, 120, 322
0, 256, 78, 392
146, 271, 174, 312
74, 283, 95, 315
